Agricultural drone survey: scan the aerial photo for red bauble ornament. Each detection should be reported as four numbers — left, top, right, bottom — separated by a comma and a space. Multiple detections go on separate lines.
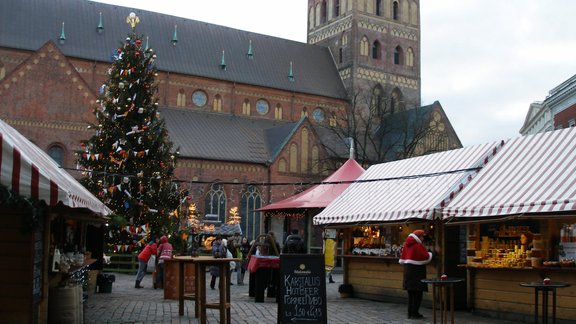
136, 39, 142, 45
117, 48, 122, 53
135, 52, 140, 57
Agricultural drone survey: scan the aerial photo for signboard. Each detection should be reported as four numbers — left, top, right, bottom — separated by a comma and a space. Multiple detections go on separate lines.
277, 254, 327, 324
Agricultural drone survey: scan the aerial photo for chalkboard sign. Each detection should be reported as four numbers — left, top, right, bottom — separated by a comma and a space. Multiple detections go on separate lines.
277, 254, 327, 324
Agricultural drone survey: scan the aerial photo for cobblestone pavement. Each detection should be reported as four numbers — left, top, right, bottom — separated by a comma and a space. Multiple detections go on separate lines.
84, 271, 518, 324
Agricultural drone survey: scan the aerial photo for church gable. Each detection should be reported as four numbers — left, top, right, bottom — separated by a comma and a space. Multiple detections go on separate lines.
271, 118, 330, 176
0, 41, 96, 124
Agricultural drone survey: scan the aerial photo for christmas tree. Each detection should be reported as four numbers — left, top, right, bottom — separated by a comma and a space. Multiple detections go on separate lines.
77, 13, 180, 252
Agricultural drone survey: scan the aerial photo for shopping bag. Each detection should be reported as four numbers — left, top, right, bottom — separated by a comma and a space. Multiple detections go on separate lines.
147, 255, 156, 273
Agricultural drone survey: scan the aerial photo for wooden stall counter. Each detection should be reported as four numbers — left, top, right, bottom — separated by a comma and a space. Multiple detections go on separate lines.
465, 265, 576, 322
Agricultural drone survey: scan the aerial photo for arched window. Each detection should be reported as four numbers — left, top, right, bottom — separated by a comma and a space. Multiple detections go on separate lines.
360, 36, 369, 56
242, 99, 251, 115
275, 104, 283, 120
321, 1, 327, 24
394, 46, 404, 65
204, 183, 226, 221
301, 107, 308, 118
329, 112, 337, 127
301, 128, 309, 173
240, 185, 262, 241
48, 145, 64, 166
372, 41, 382, 60
176, 89, 186, 107
213, 94, 222, 111
290, 143, 298, 173
341, 32, 348, 46
391, 88, 405, 112
278, 158, 287, 172
406, 47, 414, 67
338, 48, 343, 64
376, 0, 383, 16
311, 146, 319, 174
308, 7, 315, 28
371, 85, 385, 115
410, 1, 418, 24
334, 0, 340, 17
392, 1, 399, 20
315, 3, 322, 27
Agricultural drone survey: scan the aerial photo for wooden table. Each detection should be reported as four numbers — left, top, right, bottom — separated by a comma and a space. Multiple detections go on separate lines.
520, 281, 570, 324
421, 278, 465, 324
247, 255, 280, 302
170, 256, 240, 324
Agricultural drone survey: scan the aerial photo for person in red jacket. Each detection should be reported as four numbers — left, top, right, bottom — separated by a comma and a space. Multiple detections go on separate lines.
156, 235, 173, 289
135, 237, 158, 288
398, 229, 433, 319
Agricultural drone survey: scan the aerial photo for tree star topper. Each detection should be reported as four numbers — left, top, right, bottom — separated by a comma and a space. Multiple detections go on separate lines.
126, 12, 139, 29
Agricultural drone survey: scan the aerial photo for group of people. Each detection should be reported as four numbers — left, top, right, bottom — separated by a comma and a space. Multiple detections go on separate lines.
133, 228, 437, 321
134, 235, 174, 289
132, 229, 307, 290
209, 233, 251, 289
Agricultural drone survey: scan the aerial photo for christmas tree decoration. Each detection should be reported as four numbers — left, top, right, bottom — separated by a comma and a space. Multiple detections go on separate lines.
77, 14, 180, 252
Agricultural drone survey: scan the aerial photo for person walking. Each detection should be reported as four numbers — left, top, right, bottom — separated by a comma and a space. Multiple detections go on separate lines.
156, 235, 173, 289
398, 229, 434, 319
282, 229, 306, 253
135, 237, 158, 288
210, 235, 227, 290
228, 233, 243, 285
238, 237, 251, 285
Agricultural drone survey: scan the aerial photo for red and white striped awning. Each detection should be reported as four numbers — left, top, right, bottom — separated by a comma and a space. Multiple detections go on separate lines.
443, 127, 576, 219
0, 119, 111, 216
313, 142, 504, 225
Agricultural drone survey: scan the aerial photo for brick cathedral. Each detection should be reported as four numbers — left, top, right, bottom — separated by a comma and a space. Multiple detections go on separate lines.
0, 0, 461, 251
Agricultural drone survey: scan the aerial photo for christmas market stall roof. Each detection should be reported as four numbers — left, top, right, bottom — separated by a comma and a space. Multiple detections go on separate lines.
0, 118, 111, 216
313, 142, 504, 226
259, 158, 365, 213
442, 127, 576, 220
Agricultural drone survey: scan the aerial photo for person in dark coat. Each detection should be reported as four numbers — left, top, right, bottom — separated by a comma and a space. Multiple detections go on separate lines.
398, 229, 433, 319
282, 229, 306, 253
210, 235, 227, 290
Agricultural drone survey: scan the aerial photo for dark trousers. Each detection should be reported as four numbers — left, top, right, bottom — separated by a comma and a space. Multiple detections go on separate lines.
408, 290, 423, 316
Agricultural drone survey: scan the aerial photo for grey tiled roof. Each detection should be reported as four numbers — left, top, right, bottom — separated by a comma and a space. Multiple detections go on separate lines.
161, 107, 299, 164
0, 0, 348, 100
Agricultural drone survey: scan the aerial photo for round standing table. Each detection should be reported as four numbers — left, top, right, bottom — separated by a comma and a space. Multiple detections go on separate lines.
421, 277, 465, 324
519, 281, 570, 324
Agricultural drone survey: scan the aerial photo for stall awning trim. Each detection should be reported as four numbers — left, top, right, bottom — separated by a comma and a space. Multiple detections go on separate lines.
1, 119, 111, 216
443, 127, 576, 219
313, 141, 504, 225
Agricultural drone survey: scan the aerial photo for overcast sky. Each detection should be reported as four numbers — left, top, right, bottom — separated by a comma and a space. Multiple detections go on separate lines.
93, 0, 576, 146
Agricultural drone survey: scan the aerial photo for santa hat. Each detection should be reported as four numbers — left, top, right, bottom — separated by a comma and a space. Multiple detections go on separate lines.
413, 229, 426, 237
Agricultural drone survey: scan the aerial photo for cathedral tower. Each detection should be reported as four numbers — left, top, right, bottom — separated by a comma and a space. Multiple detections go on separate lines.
307, 0, 421, 113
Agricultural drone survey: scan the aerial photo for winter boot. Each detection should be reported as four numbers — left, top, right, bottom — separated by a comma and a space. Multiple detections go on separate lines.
135, 280, 143, 288
329, 274, 335, 283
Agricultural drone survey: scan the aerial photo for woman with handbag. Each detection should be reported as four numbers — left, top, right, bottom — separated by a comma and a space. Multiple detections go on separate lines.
135, 237, 158, 289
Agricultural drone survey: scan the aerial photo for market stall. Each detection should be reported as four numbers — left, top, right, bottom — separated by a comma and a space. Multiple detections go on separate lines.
0, 119, 111, 323
442, 127, 576, 322
259, 157, 364, 254
313, 141, 503, 304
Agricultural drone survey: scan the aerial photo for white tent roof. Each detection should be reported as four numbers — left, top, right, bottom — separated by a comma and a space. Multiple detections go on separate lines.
0, 118, 111, 216
313, 142, 504, 225
443, 127, 576, 219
